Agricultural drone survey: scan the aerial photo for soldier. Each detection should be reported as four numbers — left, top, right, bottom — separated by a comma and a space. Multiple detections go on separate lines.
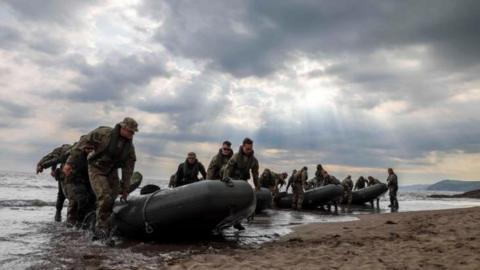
63, 117, 137, 241
206, 141, 233, 180
354, 176, 368, 190
285, 169, 297, 193
367, 176, 382, 208
386, 168, 399, 209
63, 136, 96, 228
322, 170, 341, 213
314, 164, 325, 187
292, 166, 308, 210
174, 152, 207, 187
223, 137, 260, 230
168, 174, 176, 188
367, 176, 381, 186
259, 169, 287, 204
341, 175, 354, 209
36, 144, 72, 222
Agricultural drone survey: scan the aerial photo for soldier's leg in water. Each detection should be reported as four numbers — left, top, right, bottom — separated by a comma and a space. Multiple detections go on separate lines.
89, 168, 113, 235
393, 190, 399, 209
55, 180, 66, 222
63, 178, 78, 226
73, 181, 92, 228
297, 186, 304, 210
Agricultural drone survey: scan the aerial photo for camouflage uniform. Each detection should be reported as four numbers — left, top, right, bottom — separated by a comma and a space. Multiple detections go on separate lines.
285, 170, 297, 193
367, 176, 382, 207
367, 177, 381, 186
314, 164, 325, 187
84, 119, 137, 233
323, 174, 341, 212
223, 146, 260, 189
36, 144, 71, 221
65, 136, 96, 227
341, 176, 354, 205
168, 174, 176, 188
292, 167, 308, 210
387, 173, 399, 209
174, 158, 207, 187
206, 148, 233, 180
260, 169, 287, 204
354, 176, 368, 190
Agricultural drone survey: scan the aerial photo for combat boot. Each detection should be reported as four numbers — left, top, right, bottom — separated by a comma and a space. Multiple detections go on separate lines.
54, 210, 62, 222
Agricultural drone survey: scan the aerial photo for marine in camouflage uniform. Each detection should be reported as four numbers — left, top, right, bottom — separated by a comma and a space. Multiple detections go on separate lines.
36, 144, 72, 222
314, 164, 325, 187
292, 167, 308, 210
223, 138, 259, 230
72, 117, 137, 237
206, 141, 233, 180
386, 168, 399, 209
174, 152, 207, 187
341, 175, 354, 207
367, 176, 382, 207
223, 138, 260, 190
168, 174, 176, 188
322, 170, 341, 213
367, 176, 381, 186
285, 169, 297, 193
354, 176, 368, 190
259, 169, 287, 205
64, 135, 96, 227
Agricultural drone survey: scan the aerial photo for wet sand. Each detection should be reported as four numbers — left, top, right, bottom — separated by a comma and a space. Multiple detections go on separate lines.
171, 207, 480, 270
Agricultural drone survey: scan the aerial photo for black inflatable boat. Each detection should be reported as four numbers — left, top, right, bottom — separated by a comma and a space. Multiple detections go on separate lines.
350, 183, 388, 204
112, 179, 256, 237
276, 184, 344, 209
255, 188, 272, 212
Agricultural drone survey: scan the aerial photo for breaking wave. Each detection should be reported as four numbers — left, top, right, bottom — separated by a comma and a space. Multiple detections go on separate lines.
0, 199, 55, 207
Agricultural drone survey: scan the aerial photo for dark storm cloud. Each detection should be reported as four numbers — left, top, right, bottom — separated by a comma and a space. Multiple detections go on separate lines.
144, 0, 480, 78
136, 75, 231, 129
49, 53, 169, 102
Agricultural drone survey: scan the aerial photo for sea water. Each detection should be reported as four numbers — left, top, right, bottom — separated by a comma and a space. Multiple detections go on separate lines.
1, 170, 480, 269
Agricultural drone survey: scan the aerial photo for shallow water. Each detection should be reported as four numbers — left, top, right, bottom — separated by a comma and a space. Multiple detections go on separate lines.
1, 171, 480, 269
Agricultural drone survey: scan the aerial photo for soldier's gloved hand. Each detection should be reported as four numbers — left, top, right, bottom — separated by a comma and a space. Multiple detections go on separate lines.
63, 164, 73, 176
120, 191, 128, 203
50, 169, 56, 177
36, 165, 43, 174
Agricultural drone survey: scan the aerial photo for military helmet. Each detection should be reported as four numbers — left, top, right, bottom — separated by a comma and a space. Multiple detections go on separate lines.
119, 117, 139, 132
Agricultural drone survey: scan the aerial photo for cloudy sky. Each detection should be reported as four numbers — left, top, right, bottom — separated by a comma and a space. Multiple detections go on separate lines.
1, 0, 479, 184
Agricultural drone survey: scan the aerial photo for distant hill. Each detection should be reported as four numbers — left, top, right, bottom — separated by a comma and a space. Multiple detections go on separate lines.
427, 180, 480, 192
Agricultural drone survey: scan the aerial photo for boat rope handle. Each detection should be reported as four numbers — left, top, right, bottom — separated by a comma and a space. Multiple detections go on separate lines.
142, 189, 162, 234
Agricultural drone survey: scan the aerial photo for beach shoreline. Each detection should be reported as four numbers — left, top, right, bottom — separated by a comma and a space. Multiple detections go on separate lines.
169, 207, 480, 270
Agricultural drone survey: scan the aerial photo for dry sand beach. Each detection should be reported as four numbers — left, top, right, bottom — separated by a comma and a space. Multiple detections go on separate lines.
170, 207, 480, 270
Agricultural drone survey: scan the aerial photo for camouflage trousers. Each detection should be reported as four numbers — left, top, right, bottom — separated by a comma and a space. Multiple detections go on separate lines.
292, 183, 304, 210
89, 166, 120, 232
64, 175, 96, 226
343, 189, 352, 205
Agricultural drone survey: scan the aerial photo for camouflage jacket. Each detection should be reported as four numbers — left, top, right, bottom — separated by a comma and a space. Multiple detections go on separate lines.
387, 173, 398, 191
342, 177, 354, 191
368, 178, 381, 186
81, 125, 136, 192
37, 144, 72, 170
206, 149, 233, 180
294, 169, 308, 186
354, 177, 368, 190
175, 159, 207, 187
65, 135, 91, 179
224, 146, 259, 188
